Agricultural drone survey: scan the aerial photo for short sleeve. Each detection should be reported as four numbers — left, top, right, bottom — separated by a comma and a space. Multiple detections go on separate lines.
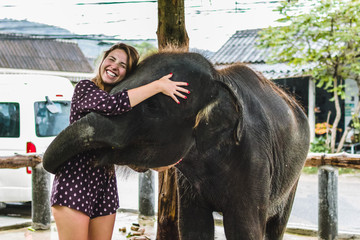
70, 80, 132, 123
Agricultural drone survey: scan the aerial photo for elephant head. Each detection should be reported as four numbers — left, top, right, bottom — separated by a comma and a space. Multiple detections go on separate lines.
43, 51, 234, 174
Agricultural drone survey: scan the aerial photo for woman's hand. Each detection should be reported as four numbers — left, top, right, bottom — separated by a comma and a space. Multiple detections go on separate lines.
155, 73, 190, 104
127, 73, 190, 107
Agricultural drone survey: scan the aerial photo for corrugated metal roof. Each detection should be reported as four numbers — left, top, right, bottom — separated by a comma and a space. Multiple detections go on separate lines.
0, 33, 93, 73
249, 63, 310, 80
210, 29, 270, 65
210, 29, 311, 79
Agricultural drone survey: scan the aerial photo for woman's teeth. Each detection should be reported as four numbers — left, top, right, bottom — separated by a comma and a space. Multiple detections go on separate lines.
106, 70, 117, 77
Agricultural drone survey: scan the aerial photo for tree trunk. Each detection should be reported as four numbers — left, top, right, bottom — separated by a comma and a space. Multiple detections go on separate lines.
157, 0, 189, 51
156, 1, 188, 239
157, 169, 180, 240
330, 77, 342, 153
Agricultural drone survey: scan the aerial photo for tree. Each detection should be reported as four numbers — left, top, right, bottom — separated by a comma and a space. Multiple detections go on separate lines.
257, 0, 360, 153
156, 0, 188, 239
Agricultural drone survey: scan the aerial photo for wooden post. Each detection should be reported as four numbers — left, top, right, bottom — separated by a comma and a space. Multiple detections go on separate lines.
31, 163, 51, 230
318, 165, 338, 240
139, 170, 155, 216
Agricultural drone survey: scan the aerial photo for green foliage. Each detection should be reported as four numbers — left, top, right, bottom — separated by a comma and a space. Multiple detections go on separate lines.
310, 136, 330, 153
302, 166, 318, 174
257, 0, 360, 153
351, 114, 360, 130
338, 168, 360, 175
257, 0, 360, 85
302, 166, 360, 175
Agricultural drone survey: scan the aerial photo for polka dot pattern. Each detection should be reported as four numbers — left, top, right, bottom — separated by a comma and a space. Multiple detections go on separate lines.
51, 152, 119, 218
50, 79, 130, 218
69, 79, 132, 124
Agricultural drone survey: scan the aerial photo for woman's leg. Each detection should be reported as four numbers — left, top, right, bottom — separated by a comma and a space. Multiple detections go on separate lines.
88, 213, 116, 240
52, 205, 90, 240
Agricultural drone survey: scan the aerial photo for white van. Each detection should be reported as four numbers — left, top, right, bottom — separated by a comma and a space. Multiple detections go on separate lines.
0, 74, 74, 203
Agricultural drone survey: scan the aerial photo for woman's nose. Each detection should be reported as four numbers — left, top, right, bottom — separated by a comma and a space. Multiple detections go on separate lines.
109, 63, 118, 70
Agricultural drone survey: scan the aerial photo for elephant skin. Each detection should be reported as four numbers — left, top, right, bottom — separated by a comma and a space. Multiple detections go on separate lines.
43, 51, 310, 240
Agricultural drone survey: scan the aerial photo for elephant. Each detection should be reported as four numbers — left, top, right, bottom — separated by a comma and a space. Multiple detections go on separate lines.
43, 50, 310, 240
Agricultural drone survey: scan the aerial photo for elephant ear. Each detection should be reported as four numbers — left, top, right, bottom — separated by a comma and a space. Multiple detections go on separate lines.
217, 78, 244, 144
193, 81, 243, 152
220, 80, 244, 145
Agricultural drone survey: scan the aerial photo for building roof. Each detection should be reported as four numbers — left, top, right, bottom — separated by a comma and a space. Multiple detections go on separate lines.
0, 33, 93, 73
210, 29, 309, 79
210, 29, 269, 65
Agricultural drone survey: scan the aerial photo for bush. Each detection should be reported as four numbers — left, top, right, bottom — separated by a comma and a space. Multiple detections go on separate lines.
310, 136, 330, 153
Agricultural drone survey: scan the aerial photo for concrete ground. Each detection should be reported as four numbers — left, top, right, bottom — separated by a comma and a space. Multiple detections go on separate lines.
0, 211, 318, 240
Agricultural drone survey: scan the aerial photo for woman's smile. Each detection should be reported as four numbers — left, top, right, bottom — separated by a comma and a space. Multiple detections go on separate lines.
106, 69, 118, 78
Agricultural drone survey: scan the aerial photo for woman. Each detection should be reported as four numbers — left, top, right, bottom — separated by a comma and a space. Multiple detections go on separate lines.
51, 43, 189, 240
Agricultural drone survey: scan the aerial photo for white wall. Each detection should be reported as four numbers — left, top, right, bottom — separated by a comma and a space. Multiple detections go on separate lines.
345, 79, 359, 127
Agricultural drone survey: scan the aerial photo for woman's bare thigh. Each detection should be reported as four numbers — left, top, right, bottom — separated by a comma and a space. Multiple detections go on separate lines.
52, 205, 90, 240
88, 213, 116, 240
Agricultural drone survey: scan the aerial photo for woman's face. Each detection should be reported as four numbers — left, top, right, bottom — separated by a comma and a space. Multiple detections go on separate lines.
100, 49, 128, 86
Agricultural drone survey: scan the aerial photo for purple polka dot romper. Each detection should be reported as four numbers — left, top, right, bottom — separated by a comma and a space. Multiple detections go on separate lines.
51, 80, 132, 218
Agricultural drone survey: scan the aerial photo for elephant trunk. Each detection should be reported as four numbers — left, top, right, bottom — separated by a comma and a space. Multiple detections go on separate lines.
43, 113, 117, 174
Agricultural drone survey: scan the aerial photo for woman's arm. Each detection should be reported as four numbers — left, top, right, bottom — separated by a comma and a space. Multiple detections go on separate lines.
127, 73, 189, 107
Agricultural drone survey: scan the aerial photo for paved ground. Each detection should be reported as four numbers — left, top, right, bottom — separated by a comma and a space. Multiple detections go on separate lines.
0, 211, 319, 240
0, 172, 359, 239
289, 172, 360, 236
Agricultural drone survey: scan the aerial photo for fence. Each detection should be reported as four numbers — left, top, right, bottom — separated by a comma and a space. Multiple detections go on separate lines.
304, 152, 360, 240
305, 152, 360, 170
0, 154, 49, 229
1, 153, 359, 239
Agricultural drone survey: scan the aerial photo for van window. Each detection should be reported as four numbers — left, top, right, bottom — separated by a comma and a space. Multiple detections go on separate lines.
35, 101, 71, 137
0, 103, 20, 138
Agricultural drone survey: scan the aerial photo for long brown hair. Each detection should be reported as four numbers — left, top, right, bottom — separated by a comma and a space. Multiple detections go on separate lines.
92, 43, 140, 91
